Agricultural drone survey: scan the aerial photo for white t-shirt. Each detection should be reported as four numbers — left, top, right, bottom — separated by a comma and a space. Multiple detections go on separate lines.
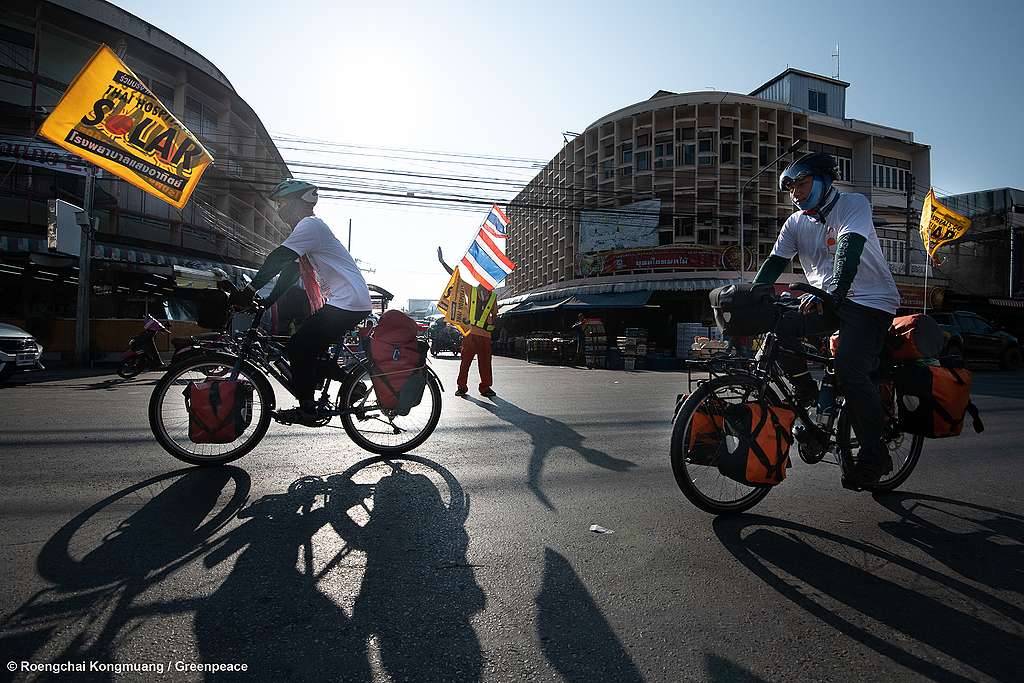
281, 216, 372, 311
771, 191, 900, 314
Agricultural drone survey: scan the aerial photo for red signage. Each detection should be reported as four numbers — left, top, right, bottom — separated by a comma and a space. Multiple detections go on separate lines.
600, 247, 723, 274
897, 284, 945, 309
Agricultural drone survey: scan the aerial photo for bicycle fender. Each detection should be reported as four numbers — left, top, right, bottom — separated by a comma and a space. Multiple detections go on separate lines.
426, 365, 445, 392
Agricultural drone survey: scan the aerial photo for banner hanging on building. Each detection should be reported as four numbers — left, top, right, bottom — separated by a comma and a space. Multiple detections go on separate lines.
37, 44, 214, 209
577, 245, 735, 277
919, 189, 971, 264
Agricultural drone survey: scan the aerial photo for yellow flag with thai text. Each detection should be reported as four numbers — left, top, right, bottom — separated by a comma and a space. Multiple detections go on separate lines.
437, 267, 475, 337
919, 189, 971, 264
38, 44, 213, 209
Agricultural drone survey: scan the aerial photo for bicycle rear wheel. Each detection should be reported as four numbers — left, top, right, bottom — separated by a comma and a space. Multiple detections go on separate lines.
670, 374, 779, 515
149, 354, 274, 466
836, 409, 923, 493
339, 367, 441, 454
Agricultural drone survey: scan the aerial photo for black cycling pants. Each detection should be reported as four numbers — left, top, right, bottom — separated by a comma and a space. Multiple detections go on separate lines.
776, 299, 894, 464
288, 305, 370, 404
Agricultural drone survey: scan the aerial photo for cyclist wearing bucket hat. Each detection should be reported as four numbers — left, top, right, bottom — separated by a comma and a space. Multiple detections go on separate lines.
752, 152, 900, 489
231, 178, 371, 426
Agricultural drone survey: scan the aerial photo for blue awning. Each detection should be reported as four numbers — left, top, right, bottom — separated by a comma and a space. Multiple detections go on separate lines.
561, 291, 652, 309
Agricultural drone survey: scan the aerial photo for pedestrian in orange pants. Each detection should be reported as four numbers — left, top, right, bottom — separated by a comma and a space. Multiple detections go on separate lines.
439, 247, 497, 397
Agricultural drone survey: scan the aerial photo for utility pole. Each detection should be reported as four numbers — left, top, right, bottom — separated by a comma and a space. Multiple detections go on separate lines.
75, 167, 95, 366
739, 139, 805, 277
348, 218, 352, 252
904, 173, 914, 276
1010, 205, 1016, 298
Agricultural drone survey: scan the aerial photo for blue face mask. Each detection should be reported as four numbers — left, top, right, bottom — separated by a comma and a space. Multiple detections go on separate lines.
796, 178, 829, 211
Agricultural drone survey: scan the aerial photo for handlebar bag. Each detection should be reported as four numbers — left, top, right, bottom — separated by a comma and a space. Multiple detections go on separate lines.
895, 362, 984, 438
710, 283, 778, 336
887, 314, 944, 360
716, 402, 796, 486
183, 379, 254, 444
362, 310, 427, 413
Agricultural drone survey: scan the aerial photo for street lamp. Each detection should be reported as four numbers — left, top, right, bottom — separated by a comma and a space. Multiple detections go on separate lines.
738, 139, 806, 278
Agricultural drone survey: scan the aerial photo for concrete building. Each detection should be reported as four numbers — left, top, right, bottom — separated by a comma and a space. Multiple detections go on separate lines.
0, 0, 290, 357
502, 69, 942, 354
930, 187, 1024, 330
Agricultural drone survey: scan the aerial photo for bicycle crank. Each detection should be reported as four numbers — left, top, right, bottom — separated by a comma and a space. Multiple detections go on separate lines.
794, 423, 829, 464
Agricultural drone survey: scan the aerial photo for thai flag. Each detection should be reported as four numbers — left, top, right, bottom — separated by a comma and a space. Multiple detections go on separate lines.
458, 204, 516, 291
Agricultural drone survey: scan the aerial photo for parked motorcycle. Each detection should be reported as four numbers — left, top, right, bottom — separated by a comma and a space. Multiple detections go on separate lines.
118, 316, 170, 379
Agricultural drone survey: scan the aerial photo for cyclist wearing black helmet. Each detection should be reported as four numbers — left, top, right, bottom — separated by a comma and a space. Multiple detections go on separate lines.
752, 152, 900, 489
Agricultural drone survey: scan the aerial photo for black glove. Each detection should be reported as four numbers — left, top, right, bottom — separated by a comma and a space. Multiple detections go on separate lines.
228, 285, 257, 309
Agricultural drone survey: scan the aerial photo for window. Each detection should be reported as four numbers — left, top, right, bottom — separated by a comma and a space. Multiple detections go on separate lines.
0, 25, 33, 72
721, 126, 735, 141
603, 142, 614, 157
808, 142, 853, 182
872, 155, 913, 191
637, 133, 651, 147
654, 142, 673, 169
741, 133, 755, 155
698, 155, 715, 167
879, 237, 905, 270
720, 143, 733, 164
677, 127, 695, 141
808, 90, 828, 114
677, 144, 695, 166
636, 151, 651, 171
601, 159, 614, 180
698, 138, 712, 154
620, 143, 632, 163
837, 157, 852, 182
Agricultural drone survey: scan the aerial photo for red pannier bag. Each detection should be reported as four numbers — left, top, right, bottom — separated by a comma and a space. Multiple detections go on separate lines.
184, 379, 254, 444
363, 310, 428, 413
887, 314, 944, 360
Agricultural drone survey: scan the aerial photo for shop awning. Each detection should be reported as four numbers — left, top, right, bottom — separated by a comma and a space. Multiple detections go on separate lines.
505, 298, 572, 315
561, 291, 652, 309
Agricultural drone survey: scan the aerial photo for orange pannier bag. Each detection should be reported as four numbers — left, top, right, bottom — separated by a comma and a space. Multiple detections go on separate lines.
716, 402, 796, 486
686, 400, 727, 466
887, 314, 944, 360
895, 362, 984, 438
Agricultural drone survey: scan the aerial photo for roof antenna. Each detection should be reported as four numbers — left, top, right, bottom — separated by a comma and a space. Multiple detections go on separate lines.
832, 44, 840, 79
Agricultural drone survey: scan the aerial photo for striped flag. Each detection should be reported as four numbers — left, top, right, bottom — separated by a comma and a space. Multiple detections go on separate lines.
458, 204, 516, 291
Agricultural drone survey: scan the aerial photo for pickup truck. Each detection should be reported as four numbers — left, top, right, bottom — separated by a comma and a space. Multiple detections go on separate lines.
930, 311, 1022, 370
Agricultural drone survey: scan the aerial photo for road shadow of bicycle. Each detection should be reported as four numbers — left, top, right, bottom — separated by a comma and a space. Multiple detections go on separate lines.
712, 498, 1024, 682
0, 456, 485, 681
0, 467, 251, 670
196, 454, 484, 681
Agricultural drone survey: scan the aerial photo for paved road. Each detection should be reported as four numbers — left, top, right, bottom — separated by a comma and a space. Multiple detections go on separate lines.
1, 358, 1022, 681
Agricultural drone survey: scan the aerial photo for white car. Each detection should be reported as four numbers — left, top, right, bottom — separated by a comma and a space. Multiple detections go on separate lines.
0, 323, 44, 382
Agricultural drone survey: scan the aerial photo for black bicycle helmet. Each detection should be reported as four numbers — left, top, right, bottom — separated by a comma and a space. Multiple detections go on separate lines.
779, 152, 839, 192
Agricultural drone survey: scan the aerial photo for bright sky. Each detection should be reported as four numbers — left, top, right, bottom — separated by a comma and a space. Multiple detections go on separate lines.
114, 0, 1024, 308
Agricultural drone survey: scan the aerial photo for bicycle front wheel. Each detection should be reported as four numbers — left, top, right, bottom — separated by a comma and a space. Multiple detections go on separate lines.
148, 354, 275, 466
339, 367, 441, 454
670, 374, 779, 515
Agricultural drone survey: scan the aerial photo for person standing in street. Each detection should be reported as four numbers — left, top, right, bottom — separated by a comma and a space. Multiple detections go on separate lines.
438, 247, 497, 397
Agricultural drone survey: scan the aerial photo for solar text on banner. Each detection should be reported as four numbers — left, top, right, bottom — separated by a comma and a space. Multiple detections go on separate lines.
457, 204, 516, 291
919, 189, 971, 264
37, 44, 214, 209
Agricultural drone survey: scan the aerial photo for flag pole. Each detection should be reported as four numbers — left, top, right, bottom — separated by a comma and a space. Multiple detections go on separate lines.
923, 233, 930, 314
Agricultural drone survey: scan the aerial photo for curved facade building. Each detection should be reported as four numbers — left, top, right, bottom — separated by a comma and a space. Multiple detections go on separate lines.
503, 69, 939, 357
0, 0, 290, 353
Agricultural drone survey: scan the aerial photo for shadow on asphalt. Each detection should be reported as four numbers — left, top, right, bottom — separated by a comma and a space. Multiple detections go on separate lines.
713, 500, 1023, 682
536, 547, 643, 682
1, 456, 486, 681
0, 467, 250, 669
466, 395, 637, 511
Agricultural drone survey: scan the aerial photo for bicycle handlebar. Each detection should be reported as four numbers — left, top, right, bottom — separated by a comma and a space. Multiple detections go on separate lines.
786, 283, 837, 316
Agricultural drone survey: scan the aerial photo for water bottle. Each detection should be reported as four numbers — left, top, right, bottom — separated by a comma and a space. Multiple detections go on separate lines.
816, 370, 835, 426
